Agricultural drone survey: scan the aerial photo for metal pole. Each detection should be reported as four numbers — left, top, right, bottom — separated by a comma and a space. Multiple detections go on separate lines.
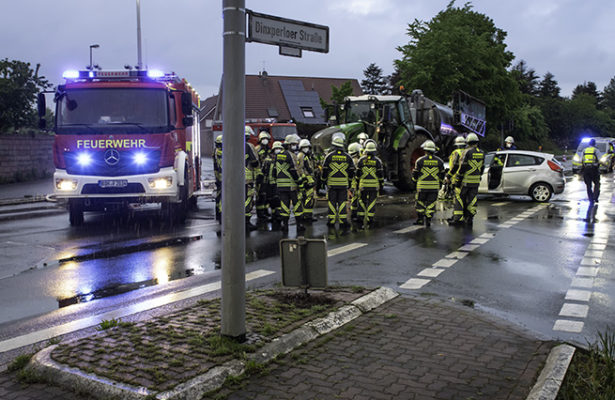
221, 0, 246, 340
136, 0, 143, 69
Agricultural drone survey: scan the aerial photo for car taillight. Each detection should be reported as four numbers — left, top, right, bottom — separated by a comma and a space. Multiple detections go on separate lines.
547, 159, 563, 172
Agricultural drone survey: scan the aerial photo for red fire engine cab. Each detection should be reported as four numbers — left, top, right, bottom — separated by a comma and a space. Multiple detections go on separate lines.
38, 69, 201, 225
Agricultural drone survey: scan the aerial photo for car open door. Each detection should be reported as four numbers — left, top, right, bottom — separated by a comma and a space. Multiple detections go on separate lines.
502, 153, 543, 194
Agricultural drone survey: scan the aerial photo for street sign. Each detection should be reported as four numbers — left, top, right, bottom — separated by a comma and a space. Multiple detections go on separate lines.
246, 10, 329, 54
279, 46, 302, 58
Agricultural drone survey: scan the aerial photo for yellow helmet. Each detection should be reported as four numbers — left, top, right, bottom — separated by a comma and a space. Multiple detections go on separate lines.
215, 135, 223, 144
348, 142, 362, 156
272, 141, 283, 150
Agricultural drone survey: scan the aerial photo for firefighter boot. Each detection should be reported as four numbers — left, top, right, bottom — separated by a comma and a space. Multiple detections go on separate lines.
425, 217, 431, 227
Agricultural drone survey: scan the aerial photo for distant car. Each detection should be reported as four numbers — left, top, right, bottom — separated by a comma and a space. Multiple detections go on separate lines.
478, 150, 565, 202
246, 122, 298, 147
571, 137, 615, 174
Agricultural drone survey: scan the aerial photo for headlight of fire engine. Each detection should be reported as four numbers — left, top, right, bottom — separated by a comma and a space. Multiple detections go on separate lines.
77, 152, 93, 166
148, 176, 173, 189
56, 178, 78, 191
133, 151, 148, 165
573, 154, 581, 162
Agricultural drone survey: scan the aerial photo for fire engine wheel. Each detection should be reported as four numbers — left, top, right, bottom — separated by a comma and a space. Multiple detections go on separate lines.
163, 167, 189, 224
68, 200, 84, 226
396, 134, 428, 191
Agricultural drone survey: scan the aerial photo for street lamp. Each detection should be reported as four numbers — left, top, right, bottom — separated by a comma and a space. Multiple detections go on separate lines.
89, 44, 99, 70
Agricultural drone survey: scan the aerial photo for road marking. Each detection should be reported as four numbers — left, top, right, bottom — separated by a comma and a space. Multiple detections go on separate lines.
491, 202, 509, 207
445, 251, 468, 260
576, 267, 599, 277
565, 289, 592, 302
498, 223, 514, 228
570, 277, 594, 288
510, 217, 524, 221
327, 243, 367, 257
417, 268, 445, 278
458, 244, 479, 252
479, 233, 496, 239
0, 269, 275, 354
559, 303, 589, 318
580, 257, 601, 266
399, 278, 431, 290
470, 238, 489, 245
393, 225, 424, 234
584, 250, 604, 258
588, 243, 606, 250
553, 319, 584, 333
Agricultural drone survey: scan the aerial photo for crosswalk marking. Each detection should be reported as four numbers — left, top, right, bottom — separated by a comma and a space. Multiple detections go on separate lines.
393, 225, 424, 234
327, 243, 367, 257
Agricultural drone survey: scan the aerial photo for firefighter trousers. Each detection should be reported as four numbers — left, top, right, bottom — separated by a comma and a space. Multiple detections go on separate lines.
301, 185, 315, 219
255, 183, 270, 219
327, 187, 348, 226
215, 181, 222, 222
452, 185, 478, 222
583, 167, 600, 202
278, 190, 302, 222
245, 184, 255, 218
358, 189, 378, 226
415, 190, 438, 220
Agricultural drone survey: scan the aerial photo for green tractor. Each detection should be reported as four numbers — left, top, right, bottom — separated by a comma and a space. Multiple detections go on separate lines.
311, 91, 485, 191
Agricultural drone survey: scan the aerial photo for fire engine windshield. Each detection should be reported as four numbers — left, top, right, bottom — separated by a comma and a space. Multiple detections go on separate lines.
56, 88, 169, 134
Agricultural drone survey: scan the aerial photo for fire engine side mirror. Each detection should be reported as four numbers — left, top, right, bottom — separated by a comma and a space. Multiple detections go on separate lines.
37, 93, 47, 129
181, 92, 192, 116
182, 116, 194, 127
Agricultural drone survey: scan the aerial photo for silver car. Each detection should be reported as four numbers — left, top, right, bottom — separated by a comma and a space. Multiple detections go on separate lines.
478, 150, 565, 202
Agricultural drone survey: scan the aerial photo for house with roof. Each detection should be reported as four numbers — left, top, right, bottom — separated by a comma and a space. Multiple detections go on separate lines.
200, 72, 363, 156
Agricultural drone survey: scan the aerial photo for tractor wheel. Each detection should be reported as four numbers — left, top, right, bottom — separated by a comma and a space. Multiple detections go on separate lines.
395, 134, 428, 191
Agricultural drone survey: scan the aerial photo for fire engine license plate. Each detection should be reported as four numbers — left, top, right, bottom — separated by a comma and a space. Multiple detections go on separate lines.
99, 179, 128, 188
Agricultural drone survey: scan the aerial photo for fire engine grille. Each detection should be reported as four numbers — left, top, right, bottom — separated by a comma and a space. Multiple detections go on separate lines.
81, 183, 146, 194
64, 150, 161, 176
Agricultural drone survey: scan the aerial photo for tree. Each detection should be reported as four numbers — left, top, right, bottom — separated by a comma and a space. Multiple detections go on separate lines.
538, 72, 560, 99
394, 2, 521, 132
602, 77, 615, 110
319, 80, 354, 110
0, 59, 51, 132
572, 81, 601, 105
361, 63, 387, 95
511, 60, 539, 96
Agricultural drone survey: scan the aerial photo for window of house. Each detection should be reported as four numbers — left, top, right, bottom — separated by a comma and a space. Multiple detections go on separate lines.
300, 107, 315, 118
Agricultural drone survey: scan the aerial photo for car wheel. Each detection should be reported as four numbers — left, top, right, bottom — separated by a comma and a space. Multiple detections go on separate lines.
529, 182, 552, 202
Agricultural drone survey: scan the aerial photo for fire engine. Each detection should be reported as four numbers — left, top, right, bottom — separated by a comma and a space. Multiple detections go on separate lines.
38, 69, 201, 225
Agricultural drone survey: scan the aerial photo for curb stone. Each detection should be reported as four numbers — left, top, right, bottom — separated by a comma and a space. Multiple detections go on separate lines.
26, 287, 399, 400
525, 344, 575, 400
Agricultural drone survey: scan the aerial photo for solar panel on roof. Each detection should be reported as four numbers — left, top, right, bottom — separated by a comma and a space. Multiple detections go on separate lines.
279, 80, 325, 124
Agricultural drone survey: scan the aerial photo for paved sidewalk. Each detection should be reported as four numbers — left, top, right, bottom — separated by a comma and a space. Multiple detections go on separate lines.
211, 296, 552, 400
1, 293, 553, 400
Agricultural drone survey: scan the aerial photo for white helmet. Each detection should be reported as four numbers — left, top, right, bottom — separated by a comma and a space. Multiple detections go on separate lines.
454, 136, 466, 147
421, 140, 437, 152
299, 139, 311, 149
357, 132, 368, 144
285, 134, 299, 145
332, 135, 345, 148
365, 141, 377, 153
505, 136, 514, 144
348, 142, 362, 156
245, 125, 255, 138
258, 131, 271, 141
466, 133, 479, 144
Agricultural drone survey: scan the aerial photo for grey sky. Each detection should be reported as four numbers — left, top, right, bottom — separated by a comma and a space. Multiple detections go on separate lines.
2, 0, 613, 102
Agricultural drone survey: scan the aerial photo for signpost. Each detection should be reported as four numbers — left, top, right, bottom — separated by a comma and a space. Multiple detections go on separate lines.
220, 3, 329, 341
246, 10, 329, 57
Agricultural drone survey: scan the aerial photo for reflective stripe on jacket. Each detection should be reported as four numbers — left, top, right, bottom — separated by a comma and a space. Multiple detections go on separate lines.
412, 154, 444, 191
356, 154, 384, 189
323, 149, 355, 188
583, 147, 599, 167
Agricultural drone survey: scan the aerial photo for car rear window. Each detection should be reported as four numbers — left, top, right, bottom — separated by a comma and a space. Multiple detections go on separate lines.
506, 154, 544, 167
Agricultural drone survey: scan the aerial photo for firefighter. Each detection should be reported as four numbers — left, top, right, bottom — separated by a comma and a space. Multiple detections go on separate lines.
412, 140, 444, 226
357, 132, 369, 149
296, 139, 316, 224
355, 141, 384, 229
273, 137, 303, 232
269, 141, 284, 227
255, 131, 273, 223
504, 136, 517, 150
348, 142, 362, 225
213, 134, 223, 223
245, 126, 262, 231
322, 135, 355, 232
444, 136, 466, 201
582, 138, 601, 203
449, 133, 484, 226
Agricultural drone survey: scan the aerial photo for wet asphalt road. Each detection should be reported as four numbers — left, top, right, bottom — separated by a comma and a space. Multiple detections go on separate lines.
0, 171, 614, 365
